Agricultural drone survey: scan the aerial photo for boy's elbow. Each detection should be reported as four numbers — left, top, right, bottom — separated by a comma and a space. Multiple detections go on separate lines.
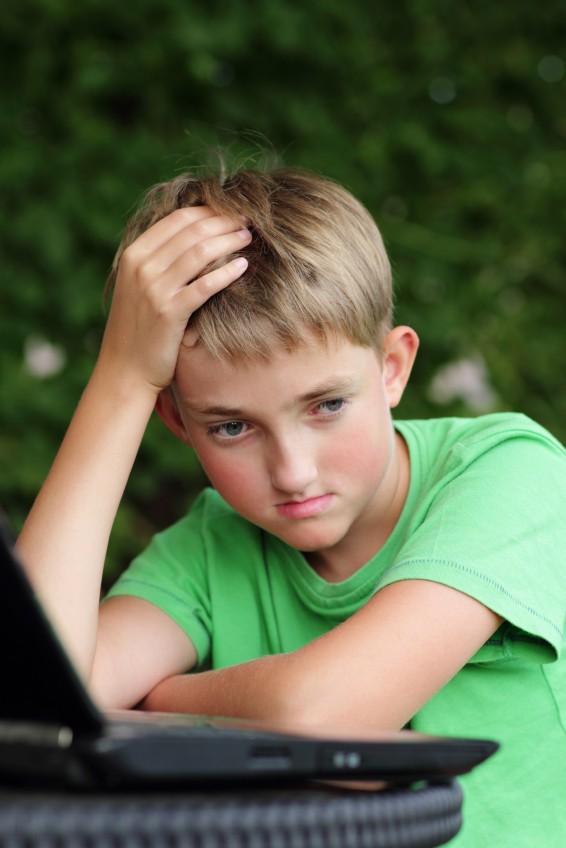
89, 674, 134, 712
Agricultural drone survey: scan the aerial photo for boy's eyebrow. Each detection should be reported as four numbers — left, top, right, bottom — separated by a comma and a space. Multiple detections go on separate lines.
187, 375, 358, 419
295, 376, 358, 404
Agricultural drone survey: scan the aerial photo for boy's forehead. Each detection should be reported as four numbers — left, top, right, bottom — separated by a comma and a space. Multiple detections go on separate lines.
174, 332, 382, 412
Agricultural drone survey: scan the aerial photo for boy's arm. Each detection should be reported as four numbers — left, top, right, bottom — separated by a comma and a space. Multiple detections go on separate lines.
17, 208, 252, 691
143, 579, 502, 730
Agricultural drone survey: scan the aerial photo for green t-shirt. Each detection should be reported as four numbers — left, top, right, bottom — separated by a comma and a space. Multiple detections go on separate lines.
107, 413, 566, 847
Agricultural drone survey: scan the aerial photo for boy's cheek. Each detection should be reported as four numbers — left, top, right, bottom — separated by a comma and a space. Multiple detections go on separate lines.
331, 442, 387, 489
195, 451, 261, 507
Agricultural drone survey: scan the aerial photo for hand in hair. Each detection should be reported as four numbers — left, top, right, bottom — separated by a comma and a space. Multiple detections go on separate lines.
17, 207, 250, 681
99, 207, 251, 398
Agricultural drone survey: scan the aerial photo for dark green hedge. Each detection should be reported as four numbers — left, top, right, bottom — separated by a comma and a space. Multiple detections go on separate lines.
2, 1, 565, 583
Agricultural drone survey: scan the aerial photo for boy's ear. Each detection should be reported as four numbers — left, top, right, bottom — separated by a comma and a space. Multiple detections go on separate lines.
382, 326, 419, 409
155, 389, 193, 446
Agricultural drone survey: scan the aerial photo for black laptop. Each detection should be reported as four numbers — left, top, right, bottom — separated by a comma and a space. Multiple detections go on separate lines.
0, 512, 498, 789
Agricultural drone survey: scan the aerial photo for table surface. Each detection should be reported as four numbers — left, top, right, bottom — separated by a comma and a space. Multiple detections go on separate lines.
0, 779, 463, 848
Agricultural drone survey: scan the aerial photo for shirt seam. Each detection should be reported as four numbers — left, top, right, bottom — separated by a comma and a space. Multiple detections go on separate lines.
378, 558, 563, 641
107, 577, 210, 649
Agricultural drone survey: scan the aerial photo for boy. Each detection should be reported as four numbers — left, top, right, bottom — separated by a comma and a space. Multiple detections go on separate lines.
18, 167, 566, 846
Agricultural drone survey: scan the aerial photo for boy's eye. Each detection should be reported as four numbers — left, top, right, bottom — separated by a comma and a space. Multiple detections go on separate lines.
315, 398, 347, 415
209, 421, 247, 439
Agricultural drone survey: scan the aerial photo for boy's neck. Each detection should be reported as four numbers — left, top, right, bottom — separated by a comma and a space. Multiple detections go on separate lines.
303, 432, 411, 583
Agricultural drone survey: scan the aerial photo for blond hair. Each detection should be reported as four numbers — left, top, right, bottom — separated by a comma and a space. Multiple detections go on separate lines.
107, 168, 393, 360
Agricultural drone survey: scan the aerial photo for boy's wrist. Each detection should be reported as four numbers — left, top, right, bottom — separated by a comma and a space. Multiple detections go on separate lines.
89, 357, 161, 412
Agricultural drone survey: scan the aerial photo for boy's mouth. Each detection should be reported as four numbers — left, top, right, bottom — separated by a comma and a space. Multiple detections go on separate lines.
275, 494, 333, 520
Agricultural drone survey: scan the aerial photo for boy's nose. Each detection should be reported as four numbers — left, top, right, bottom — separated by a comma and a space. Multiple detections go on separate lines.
269, 437, 318, 496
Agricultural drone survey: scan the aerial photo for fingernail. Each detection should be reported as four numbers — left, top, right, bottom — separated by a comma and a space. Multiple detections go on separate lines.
237, 228, 252, 240
239, 214, 252, 226
234, 257, 248, 270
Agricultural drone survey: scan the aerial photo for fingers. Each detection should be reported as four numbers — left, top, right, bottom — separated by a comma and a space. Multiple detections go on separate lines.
100, 206, 252, 397
120, 209, 251, 297
113, 207, 252, 368
131, 206, 218, 255
130, 206, 245, 260
163, 225, 252, 294
178, 255, 249, 317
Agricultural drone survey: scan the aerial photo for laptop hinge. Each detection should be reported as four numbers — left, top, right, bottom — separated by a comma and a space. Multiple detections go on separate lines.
0, 721, 73, 747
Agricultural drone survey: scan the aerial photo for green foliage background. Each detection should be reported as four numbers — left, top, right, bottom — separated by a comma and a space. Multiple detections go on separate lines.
1, 1, 565, 584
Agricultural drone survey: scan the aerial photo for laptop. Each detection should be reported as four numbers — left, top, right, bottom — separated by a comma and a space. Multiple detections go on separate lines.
0, 511, 498, 789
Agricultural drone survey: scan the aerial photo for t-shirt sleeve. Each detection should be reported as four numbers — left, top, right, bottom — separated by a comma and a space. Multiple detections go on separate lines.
376, 431, 566, 663
103, 492, 213, 668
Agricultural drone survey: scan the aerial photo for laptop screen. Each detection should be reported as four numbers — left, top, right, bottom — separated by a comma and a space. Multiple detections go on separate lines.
0, 512, 103, 731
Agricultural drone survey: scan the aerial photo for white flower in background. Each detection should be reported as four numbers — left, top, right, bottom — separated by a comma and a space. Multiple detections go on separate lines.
23, 336, 67, 379
428, 355, 498, 412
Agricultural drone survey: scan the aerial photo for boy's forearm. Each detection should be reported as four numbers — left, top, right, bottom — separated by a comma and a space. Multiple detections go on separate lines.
142, 654, 298, 723
142, 582, 503, 733
17, 210, 250, 692
17, 364, 156, 679
144, 652, 351, 729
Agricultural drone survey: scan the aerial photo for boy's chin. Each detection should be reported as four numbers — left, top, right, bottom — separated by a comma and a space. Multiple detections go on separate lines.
271, 524, 348, 556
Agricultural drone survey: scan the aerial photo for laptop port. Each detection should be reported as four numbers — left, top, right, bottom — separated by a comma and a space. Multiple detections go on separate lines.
247, 746, 292, 770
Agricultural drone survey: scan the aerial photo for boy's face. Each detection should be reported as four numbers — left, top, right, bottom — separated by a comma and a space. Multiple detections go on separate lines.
163, 330, 415, 575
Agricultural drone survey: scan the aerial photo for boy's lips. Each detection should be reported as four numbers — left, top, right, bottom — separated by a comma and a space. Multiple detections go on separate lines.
275, 494, 333, 519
